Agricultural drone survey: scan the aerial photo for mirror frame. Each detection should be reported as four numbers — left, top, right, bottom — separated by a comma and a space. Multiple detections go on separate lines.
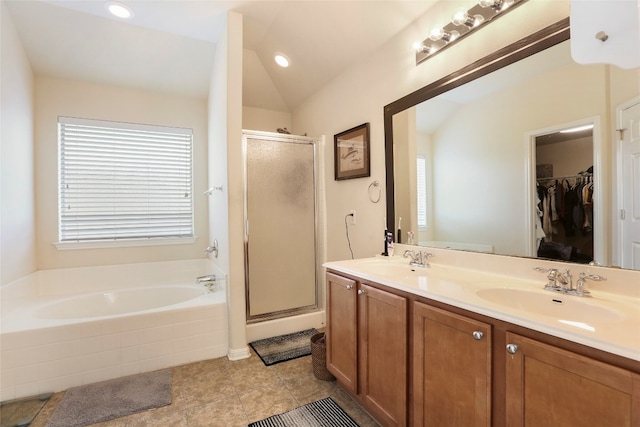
383, 17, 570, 235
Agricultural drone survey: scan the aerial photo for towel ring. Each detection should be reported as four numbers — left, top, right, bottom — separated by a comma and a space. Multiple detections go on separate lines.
368, 180, 381, 203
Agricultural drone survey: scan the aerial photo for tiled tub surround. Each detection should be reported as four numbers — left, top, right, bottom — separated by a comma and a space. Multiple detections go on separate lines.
325, 245, 640, 362
0, 259, 228, 401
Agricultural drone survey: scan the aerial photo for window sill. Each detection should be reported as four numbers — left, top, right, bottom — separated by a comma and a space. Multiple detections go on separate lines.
54, 236, 197, 250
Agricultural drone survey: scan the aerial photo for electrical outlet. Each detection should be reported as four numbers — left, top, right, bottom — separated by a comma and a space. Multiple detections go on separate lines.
349, 210, 356, 225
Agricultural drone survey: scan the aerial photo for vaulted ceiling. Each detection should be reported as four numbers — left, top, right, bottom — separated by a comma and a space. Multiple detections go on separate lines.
5, 0, 439, 112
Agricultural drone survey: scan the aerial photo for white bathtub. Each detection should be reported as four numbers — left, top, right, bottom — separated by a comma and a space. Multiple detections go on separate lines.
36, 285, 210, 320
0, 259, 227, 401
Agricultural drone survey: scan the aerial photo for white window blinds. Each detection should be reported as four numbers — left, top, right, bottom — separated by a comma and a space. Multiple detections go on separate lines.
58, 117, 194, 242
417, 155, 427, 228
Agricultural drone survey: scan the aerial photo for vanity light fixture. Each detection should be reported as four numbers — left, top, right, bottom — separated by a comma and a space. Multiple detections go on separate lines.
274, 54, 290, 68
414, 0, 525, 65
105, 1, 133, 19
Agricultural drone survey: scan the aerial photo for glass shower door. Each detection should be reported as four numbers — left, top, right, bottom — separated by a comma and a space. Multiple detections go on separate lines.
244, 132, 318, 321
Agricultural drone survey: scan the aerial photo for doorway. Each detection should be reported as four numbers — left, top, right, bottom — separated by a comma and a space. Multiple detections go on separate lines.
615, 98, 640, 270
527, 118, 603, 264
243, 130, 320, 323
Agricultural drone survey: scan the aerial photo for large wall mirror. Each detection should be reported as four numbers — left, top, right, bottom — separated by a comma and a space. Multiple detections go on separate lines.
384, 18, 640, 271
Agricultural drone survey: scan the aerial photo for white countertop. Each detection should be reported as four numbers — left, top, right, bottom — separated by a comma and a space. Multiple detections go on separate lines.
324, 256, 640, 362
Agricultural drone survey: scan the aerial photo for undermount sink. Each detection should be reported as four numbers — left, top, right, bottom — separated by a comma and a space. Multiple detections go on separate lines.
358, 262, 427, 279
476, 288, 623, 325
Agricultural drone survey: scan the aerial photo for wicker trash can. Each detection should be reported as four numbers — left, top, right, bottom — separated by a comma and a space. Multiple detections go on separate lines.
310, 332, 336, 381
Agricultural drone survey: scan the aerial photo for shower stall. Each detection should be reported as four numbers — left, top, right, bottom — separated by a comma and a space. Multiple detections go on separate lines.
242, 130, 320, 323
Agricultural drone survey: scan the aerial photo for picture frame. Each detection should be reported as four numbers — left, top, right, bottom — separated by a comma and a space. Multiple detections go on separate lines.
334, 123, 370, 180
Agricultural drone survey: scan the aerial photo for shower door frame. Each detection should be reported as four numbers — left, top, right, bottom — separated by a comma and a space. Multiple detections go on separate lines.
242, 130, 321, 323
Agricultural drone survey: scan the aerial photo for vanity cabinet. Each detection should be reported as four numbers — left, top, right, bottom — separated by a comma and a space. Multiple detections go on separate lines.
325, 270, 640, 427
412, 302, 492, 426
326, 272, 408, 427
505, 332, 640, 426
326, 272, 358, 393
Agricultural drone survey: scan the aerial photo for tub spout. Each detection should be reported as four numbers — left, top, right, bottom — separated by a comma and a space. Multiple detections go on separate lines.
196, 275, 216, 284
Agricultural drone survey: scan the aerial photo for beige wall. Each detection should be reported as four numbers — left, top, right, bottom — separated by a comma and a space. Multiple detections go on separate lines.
0, 3, 36, 285
34, 77, 209, 269
426, 59, 608, 256
537, 136, 594, 178
242, 106, 291, 133
292, 0, 571, 262
209, 11, 248, 358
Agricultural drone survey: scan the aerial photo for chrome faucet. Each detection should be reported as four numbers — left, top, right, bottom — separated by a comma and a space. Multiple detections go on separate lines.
556, 269, 573, 292
204, 239, 219, 258
534, 267, 605, 297
196, 274, 216, 291
575, 272, 606, 296
403, 250, 433, 267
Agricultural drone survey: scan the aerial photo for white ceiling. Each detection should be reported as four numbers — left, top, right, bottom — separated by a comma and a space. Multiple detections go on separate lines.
5, 0, 439, 111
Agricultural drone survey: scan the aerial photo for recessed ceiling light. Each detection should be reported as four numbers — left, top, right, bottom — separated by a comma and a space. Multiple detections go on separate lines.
275, 54, 290, 68
105, 1, 133, 19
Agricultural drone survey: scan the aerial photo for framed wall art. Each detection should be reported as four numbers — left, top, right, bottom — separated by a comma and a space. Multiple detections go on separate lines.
334, 123, 370, 180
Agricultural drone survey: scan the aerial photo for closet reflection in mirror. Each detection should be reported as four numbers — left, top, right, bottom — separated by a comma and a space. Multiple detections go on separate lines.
390, 34, 639, 270
535, 125, 594, 264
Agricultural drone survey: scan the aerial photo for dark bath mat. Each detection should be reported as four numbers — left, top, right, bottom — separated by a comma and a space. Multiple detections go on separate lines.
0, 392, 51, 427
249, 397, 359, 427
249, 328, 318, 366
45, 369, 172, 427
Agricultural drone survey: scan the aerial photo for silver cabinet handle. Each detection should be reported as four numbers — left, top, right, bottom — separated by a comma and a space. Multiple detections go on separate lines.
506, 343, 519, 354
472, 331, 484, 340
346, 284, 353, 290
357, 289, 366, 295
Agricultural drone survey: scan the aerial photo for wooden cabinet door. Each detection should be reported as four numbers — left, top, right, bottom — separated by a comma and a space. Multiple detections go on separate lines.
359, 283, 408, 427
505, 332, 640, 427
412, 302, 492, 427
326, 272, 358, 393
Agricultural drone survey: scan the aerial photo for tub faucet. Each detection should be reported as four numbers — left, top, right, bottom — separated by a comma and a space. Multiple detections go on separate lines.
204, 240, 219, 258
196, 274, 215, 283
196, 275, 216, 290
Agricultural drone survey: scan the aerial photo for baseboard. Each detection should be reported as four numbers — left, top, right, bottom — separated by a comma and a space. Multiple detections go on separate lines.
227, 346, 251, 361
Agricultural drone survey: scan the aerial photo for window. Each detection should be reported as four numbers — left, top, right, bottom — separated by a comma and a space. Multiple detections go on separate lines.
417, 155, 427, 228
58, 117, 194, 245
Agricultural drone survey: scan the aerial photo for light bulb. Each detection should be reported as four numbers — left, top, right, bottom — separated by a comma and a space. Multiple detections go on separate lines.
429, 27, 445, 41
501, 0, 515, 10
452, 10, 477, 27
412, 42, 429, 53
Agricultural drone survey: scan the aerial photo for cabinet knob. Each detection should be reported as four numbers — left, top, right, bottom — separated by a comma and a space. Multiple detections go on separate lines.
472, 331, 484, 340
357, 289, 366, 295
506, 343, 519, 354
346, 284, 353, 290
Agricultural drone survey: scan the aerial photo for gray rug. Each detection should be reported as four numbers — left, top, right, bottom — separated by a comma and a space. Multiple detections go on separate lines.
45, 369, 172, 427
249, 397, 359, 427
250, 328, 318, 366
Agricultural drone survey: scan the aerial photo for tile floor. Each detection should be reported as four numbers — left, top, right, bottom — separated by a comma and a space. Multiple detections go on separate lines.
29, 348, 380, 427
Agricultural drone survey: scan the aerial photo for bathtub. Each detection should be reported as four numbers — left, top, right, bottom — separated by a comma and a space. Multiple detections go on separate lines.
0, 259, 227, 401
